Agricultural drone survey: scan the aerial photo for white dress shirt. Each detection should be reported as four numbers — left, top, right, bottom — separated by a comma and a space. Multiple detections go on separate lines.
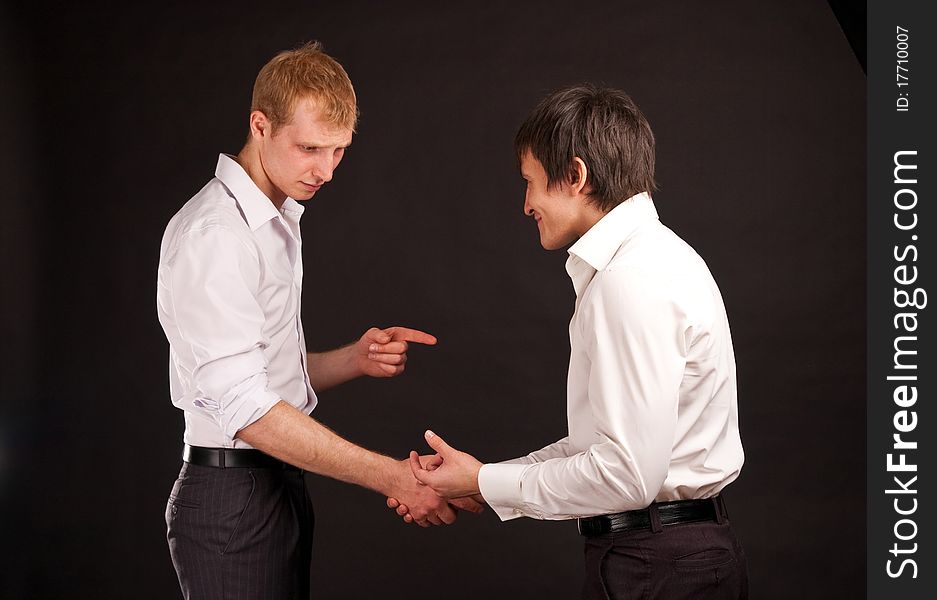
478, 193, 743, 521
157, 154, 317, 448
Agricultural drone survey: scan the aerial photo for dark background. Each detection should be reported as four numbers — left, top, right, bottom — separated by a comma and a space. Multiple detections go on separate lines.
0, 1, 865, 598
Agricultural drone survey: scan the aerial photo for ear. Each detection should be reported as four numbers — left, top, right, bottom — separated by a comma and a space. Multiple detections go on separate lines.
248, 110, 272, 141
569, 157, 589, 196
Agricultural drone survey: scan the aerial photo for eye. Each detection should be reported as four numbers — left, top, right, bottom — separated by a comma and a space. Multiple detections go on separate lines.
300, 145, 319, 153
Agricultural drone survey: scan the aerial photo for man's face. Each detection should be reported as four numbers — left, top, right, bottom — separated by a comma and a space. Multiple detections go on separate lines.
520, 152, 588, 250
257, 98, 353, 201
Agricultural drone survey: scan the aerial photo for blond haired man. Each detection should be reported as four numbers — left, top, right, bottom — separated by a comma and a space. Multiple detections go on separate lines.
157, 42, 476, 599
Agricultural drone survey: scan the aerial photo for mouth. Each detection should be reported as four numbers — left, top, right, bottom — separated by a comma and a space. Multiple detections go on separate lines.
301, 181, 322, 193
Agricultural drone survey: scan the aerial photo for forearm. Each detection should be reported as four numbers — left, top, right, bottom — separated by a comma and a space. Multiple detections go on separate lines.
236, 400, 397, 495
479, 441, 668, 521
306, 345, 360, 392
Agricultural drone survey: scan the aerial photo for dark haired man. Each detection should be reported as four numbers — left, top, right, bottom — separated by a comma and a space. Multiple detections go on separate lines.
399, 85, 748, 599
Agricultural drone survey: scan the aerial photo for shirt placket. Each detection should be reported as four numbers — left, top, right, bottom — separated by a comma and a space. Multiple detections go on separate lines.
275, 215, 313, 394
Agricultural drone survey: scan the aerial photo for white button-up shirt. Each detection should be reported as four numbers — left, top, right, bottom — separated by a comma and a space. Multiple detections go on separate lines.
157, 154, 317, 448
478, 193, 743, 520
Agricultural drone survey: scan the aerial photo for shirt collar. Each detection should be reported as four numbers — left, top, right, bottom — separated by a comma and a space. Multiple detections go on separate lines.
564, 193, 658, 297
214, 154, 305, 230
567, 192, 659, 272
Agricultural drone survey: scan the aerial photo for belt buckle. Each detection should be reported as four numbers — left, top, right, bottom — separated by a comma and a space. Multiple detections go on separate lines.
578, 516, 606, 537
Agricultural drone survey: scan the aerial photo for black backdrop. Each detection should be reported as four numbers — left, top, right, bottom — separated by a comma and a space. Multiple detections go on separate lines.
0, 1, 865, 598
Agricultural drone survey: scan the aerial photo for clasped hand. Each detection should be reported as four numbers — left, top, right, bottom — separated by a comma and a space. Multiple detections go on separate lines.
346, 328, 485, 526
386, 430, 486, 526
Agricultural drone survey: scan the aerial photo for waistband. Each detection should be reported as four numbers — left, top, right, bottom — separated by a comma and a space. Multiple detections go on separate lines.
183, 444, 301, 471
577, 496, 727, 536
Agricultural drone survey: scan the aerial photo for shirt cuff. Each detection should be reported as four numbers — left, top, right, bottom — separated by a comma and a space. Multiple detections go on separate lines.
478, 462, 529, 521
191, 348, 281, 441
220, 379, 281, 441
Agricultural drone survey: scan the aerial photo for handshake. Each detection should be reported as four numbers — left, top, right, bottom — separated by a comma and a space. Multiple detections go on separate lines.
384, 430, 486, 527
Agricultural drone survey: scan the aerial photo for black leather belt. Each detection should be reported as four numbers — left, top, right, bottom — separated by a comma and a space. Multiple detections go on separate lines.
577, 496, 726, 536
183, 444, 300, 471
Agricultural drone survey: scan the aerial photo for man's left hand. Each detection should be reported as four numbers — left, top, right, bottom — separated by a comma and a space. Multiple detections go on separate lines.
354, 326, 437, 378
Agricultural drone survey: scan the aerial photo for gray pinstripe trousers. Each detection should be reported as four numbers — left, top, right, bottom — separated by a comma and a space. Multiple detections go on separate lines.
166, 462, 314, 600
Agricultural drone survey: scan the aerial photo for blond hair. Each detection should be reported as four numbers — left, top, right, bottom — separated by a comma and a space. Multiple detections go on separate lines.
251, 41, 358, 132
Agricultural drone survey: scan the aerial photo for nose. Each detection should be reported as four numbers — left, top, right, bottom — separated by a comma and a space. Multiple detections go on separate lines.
523, 190, 533, 216
312, 155, 335, 183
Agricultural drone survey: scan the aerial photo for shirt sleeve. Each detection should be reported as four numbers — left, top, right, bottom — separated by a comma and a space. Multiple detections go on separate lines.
165, 225, 281, 440
478, 266, 686, 521
497, 437, 571, 466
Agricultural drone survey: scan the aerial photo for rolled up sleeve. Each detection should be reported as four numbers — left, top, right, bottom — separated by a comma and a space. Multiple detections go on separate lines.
166, 226, 280, 440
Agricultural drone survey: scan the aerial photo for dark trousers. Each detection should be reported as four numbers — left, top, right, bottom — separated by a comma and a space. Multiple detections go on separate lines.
582, 510, 748, 599
166, 462, 314, 600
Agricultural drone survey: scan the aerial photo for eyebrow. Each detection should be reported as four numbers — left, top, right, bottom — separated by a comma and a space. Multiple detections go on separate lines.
298, 140, 353, 149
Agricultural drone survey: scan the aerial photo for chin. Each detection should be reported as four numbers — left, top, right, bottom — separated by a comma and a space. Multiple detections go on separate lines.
540, 237, 561, 251
540, 240, 560, 250
540, 232, 575, 251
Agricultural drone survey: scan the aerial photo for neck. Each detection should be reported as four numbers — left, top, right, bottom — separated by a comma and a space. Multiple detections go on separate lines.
236, 142, 287, 210
576, 200, 608, 238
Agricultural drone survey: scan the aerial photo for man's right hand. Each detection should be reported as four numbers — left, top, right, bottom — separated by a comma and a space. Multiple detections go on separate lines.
236, 402, 460, 527
387, 459, 457, 527
385, 453, 486, 524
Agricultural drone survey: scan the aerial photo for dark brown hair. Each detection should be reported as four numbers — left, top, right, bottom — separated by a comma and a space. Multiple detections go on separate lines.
514, 84, 657, 212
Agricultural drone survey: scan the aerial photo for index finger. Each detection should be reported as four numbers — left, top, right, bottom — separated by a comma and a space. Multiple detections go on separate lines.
384, 326, 437, 346
437, 504, 457, 525
409, 450, 431, 485
422, 454, 443, 471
